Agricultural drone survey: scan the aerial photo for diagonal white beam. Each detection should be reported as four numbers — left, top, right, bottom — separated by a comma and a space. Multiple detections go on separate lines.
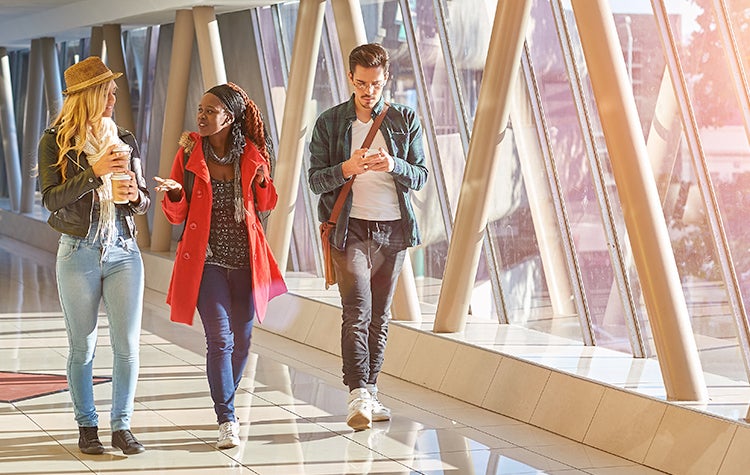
433, 0, 533, 333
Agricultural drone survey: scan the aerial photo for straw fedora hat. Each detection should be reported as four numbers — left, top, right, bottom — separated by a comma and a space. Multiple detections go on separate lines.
63, 56, 122, 95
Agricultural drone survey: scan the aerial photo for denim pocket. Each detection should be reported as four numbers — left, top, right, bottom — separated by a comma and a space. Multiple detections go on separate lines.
57, 236, 80, 261
118, 237, 141, 254
374, 221, 408, 253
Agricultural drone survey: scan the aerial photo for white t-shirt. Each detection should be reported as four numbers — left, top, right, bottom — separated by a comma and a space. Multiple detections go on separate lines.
349, 118, 401, 221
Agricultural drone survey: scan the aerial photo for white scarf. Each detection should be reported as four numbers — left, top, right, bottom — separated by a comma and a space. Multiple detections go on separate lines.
80, 117, 128, 247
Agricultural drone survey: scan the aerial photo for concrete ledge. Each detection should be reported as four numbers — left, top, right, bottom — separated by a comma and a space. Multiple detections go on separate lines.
257, 287, 750, 475
0, 208, 59, 253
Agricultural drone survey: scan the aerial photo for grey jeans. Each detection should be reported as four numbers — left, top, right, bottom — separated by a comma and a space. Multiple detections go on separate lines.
332, 218, 407, 391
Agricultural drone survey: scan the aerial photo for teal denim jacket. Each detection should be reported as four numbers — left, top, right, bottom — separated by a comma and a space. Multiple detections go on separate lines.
308, 95, 428, 250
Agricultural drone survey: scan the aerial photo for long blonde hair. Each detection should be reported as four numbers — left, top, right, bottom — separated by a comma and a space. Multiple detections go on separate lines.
50, 81, 111, 180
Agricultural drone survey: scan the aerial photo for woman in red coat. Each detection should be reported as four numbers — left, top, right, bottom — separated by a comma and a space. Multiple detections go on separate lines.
154, 83, 286, 449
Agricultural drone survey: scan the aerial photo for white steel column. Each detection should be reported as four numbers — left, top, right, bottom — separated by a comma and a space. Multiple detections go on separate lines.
90, 26, 104, 58
646, 69, 682, 203
646, 68, 702, 226
151, 10, 195, 252
265, 0, 327, 271
192, 6, 226, 89
510, 75, 577, 319
103, 25, 135, 133
330, 0, 366, 78
104, 24, 150, 248
40, 38, 62, 122
433, 1, 533, 333
20, 39, 44, 214
571, 0, 706, 401
644, 68, 703, 228
0, 48, 21, 212
331, 0, 421, 322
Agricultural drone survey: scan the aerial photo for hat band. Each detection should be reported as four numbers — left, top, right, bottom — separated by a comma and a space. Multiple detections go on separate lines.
66, 71, 115, 93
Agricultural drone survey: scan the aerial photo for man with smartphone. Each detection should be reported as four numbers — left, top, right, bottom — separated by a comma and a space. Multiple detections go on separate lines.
308, 43, 428, 431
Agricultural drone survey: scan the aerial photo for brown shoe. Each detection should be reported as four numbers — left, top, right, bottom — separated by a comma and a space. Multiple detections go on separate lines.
111, 429, 145, 455
78, 426, 105, 454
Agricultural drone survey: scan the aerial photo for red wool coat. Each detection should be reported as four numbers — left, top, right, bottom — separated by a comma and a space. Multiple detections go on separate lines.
161, 132, 287, 325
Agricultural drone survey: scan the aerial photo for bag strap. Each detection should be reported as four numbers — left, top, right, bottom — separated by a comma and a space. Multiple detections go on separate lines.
327, 103, 390, 225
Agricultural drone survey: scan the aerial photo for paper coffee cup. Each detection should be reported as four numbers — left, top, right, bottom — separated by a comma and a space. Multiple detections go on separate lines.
114, 143, 132, 155
111, 173, 130, 204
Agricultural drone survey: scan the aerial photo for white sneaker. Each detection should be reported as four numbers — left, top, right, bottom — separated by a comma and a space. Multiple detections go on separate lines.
346, 388, 372, 431
366, 384, 391, 422
217, 420, 240, 449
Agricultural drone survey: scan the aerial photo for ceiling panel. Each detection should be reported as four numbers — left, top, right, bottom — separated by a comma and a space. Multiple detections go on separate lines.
0, 0, 281, 49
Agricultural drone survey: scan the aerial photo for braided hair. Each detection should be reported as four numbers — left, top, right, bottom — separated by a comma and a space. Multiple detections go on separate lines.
204, 83, 271, 223
206, 82, 270, 165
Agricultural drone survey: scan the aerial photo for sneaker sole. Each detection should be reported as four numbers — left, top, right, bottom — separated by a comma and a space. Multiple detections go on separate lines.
112, 443, 145, 455
347, 413, 372, 431
79, 446, 105, 455
217, 439, 239, 449
371, 413, 391, 422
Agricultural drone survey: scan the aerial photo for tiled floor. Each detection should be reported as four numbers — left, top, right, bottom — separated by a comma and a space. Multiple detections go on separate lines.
0, 235, 665, 474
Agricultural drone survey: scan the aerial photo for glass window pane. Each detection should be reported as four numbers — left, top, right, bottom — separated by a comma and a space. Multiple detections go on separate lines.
439, 0, 513, 322
564, 3, 653, 352
278, 3, 347, 274
727, 1, 750, 75
673, 0, 749, 382
357, 0, 453, 317
123, 28, 149, 131
402, 0, 454, 316
485, 127, 553, 328
529, 0, 636, 351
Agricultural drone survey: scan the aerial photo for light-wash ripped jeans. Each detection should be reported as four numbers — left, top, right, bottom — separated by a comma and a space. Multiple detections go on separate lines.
56, 216, 144, 431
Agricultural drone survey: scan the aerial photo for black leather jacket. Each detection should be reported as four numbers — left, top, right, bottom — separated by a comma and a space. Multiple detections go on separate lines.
38, 126, 151, 238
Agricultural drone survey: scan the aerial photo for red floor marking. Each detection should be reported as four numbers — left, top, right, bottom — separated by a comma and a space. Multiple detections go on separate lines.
0, 371, 110, 403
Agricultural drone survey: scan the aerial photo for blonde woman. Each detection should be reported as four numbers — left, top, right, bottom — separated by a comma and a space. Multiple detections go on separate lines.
38, 56, 150, 455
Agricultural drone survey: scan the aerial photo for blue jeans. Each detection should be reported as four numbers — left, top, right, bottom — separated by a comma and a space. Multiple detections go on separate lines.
197, 264, 255, 424
56, 218, 144, 431
332, 218, 407, 391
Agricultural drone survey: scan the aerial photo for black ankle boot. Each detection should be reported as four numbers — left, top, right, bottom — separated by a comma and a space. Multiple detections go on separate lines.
78, 426, 105, 454
112, 429, 145, 455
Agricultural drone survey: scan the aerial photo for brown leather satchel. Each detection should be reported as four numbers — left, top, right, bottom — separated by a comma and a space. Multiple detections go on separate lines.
320, 104, 390, 289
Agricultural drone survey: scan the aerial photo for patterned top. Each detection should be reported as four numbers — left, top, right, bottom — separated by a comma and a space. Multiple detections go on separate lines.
205, 177, 249, 269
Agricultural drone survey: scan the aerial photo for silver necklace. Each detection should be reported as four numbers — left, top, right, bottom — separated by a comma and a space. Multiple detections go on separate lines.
203, 140, 232, 165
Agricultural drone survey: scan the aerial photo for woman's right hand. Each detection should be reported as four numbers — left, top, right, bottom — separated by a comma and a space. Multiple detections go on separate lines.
154, 176, 183, 202
154, 176, 182, 193
91, 144, 130, 177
